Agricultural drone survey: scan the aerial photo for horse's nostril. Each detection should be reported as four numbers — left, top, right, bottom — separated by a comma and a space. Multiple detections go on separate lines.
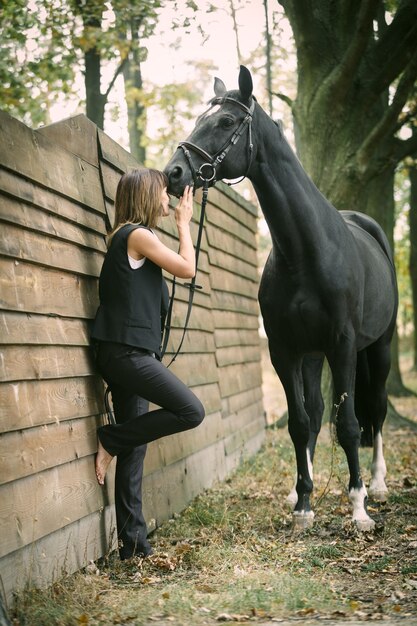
170, 166, 183, 181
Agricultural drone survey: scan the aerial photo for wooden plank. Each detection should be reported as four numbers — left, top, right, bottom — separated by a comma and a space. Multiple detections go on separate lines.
215, 328, 261, 348
215, 344, 261, 368
0, 415, 100, 485
224, 415, 265, 456
0, 312, 90, 346
142, 409, 224, 477
217, 361, 263, 398
98, 128, 140, 172
0, 376, 104, 434
207, 226, 258, 264
221, 396, 265, 434
226, 386, 264, 416
37, 115, 99, 167
211, 290, 259, 316
209, 246, 259, 282
207, 186, 258, 230
211, 182, 259, 220
0, 168, 107, 232
0, 258, 99, 318
0, 222, 104, 277
99, 160, 123, 202
0, 345, 95, 382
210, 265, 258, 298
163, 327, 215, 356
169, 295, 213, 331
169, 352, 219, 387
213, 309, 259, 330
0, 505, 117, 605
0, 112, 105, 212
206, 204, 256, 247
224, 430, 265, 475
0, 455, 110, 557
0, 192, 106, 252
190, 381, 221, 415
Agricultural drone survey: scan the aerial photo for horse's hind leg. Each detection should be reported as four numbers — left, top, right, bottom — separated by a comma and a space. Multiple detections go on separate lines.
287, 355, 324, 509
365, 336, 391, 502
328, 334, 375, 530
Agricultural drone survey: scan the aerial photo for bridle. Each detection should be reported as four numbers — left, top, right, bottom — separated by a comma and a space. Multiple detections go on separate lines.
158, 96, 257, 369
178, 95, 255, 187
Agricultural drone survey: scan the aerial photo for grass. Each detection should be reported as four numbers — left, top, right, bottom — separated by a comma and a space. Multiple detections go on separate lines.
10, 366, 417, 625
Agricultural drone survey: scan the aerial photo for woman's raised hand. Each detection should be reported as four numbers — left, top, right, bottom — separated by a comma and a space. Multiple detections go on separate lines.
175, 185, 194, 226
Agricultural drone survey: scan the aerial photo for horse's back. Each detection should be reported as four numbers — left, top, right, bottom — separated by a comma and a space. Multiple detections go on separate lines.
340, 210, 394, 266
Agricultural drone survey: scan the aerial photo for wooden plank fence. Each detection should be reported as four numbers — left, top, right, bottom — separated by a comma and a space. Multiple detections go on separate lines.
0, 111, 265, 605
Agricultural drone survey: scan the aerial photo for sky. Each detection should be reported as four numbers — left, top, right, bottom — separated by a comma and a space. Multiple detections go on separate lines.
49, 0, 295, 151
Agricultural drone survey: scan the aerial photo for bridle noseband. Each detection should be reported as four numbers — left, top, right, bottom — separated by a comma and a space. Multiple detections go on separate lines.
178, 96, 255, 187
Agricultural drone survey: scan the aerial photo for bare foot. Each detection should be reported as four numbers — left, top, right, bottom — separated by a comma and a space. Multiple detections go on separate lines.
95, 439, 113, 485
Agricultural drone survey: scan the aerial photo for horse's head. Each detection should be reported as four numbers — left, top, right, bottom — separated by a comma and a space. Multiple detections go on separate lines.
164, 65, 256, 197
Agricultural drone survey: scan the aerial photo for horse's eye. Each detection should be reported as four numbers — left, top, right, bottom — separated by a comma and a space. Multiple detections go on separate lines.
220, 116, 235, 128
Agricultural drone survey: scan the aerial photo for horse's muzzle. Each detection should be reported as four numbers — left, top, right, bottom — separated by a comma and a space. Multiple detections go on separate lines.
164, 156, 195, 197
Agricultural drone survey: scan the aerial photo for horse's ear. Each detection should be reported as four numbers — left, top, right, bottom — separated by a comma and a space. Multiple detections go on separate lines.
214, 77, 227, 97
238, 65, 253, 102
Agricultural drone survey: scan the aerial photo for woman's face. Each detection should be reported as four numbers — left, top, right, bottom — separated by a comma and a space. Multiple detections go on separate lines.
160, 187, 170, 217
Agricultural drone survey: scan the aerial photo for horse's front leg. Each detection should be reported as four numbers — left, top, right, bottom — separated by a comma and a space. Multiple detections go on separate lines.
287, 355, 324, 509
328, 337, 375, 531
271, 350, 315, 529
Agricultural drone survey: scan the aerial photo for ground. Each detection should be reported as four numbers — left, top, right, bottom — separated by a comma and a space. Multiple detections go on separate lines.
10, 350, 417, 626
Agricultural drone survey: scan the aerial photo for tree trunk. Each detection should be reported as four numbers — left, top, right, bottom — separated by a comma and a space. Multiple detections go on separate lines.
263, 0, 273, 117
75, 0, 106, 129
118, 17, 146, 164
409, 156, 417, 370
279, 0, 417, 398
85, 46, 105, 129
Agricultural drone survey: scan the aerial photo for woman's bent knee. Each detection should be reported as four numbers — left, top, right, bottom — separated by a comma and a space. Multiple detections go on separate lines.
183, 397, 205, 427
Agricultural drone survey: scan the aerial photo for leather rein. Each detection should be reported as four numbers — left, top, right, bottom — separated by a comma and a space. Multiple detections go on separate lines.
161, 96, 255, 368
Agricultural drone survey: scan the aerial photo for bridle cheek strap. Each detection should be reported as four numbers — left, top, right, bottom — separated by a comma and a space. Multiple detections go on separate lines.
178, 97, 255, 187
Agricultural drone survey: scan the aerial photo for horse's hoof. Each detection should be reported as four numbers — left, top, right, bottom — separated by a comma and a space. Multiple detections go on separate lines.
368, 488, 388, 503
292, 511, 314, 531
354, 516, 375, 532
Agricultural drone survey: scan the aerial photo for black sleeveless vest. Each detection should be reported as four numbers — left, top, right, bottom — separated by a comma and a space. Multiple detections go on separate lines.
91, 224, 169, 358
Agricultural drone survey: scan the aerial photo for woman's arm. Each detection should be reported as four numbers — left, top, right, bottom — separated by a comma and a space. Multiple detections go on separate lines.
128, 186, 196, 279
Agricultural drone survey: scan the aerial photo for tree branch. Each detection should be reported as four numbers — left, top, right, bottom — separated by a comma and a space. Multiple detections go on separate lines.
104, 57, 128, 100
369, 0, 417, 97
393, 133, 417, 164
271, 91, 293, 110
329, 0, 379, 103
357, 50, 417, 165
395, 100, 417, 134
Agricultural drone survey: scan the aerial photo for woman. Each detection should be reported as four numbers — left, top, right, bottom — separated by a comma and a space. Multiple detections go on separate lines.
91, 168, 205, 559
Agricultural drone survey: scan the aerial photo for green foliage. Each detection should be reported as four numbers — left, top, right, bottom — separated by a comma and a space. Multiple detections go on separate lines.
394, 168, 413, 337
0, 0, 78, 125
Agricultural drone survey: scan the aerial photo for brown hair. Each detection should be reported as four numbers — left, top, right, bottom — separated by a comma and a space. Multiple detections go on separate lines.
108, 168, 168, 244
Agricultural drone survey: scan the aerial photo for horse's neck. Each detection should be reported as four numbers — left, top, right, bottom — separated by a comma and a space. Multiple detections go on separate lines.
251, 119, 340, 269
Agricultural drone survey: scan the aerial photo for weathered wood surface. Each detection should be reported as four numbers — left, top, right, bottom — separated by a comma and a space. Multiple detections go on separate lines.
0, 111, 265, 604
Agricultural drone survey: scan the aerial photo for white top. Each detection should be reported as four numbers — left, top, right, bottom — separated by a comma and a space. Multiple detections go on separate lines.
128, 255, 146, 269
127, 227, 157, 269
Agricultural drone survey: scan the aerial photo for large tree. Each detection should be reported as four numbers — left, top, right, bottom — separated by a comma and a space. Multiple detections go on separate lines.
278, 0, 417, 395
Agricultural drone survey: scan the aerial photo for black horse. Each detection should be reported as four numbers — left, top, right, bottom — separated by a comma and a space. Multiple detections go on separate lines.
164, 66, 398, 531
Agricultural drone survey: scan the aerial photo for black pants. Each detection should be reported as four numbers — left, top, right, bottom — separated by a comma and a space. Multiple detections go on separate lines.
96, 342, 205, 559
